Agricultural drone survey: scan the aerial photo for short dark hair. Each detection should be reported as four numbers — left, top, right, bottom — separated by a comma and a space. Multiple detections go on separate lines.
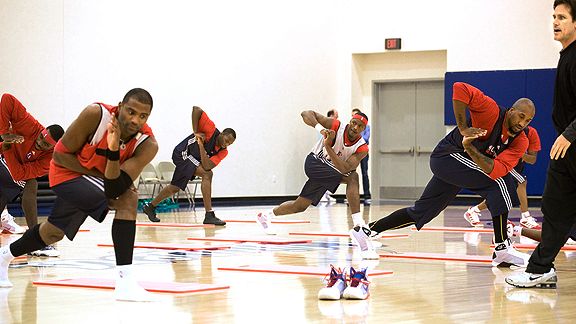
555, 0, 576, 20
123, 88, 153, 109
352, 108, 362, 114
47, 124, 65, 141
327, 109, 337, 117
354, 112, 368, 122
222, 128, 236, 139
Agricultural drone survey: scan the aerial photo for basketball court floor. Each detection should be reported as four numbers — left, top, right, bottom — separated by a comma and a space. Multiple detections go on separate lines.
1, 202, 575, 323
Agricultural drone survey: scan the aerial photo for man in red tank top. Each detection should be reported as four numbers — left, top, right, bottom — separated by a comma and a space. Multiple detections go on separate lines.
0, 88, 159, 302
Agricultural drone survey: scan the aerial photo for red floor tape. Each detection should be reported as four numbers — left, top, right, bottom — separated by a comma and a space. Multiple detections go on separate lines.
218, 264, 393, 276
97, 242, 231, 251
379, 251, 492, 263
33, 278, 229, 293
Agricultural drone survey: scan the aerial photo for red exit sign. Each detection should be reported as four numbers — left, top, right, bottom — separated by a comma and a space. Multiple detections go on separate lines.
385, 38, 401, 50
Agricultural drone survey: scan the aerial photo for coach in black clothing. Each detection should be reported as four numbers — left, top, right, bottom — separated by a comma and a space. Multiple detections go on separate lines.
507, 0, 576, 288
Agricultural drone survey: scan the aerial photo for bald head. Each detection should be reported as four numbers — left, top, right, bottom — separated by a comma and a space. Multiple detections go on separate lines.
512, 98, 536, 116
507, 98, 536, 135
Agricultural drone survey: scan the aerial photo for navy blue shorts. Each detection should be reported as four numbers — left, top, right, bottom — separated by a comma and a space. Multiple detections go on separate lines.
48, 176, 109, 240
0, 158, 25, 202
299, 154, 343, 206
170, 148, 199, 190
408, 152, 519, 229
509, 162, 527, 184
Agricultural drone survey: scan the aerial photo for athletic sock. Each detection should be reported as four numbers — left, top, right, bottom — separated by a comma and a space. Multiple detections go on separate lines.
352, 212, 365, 226
493, 213, 508, 243
10, 224, 47, 257
112, 219, 136, 266
521, 211, 531, 219
368, 207, 415, 234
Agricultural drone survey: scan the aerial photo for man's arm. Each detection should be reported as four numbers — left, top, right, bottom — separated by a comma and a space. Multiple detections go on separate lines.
191, 106, 205, 140
2, 149, 50, 181
51, 104, 104, 177
196, 137, 216, 171
323, 130, 368, 174
301, 110, 334, 130
453, 99, 488, 138
522, 150, 538, 164
462, 135, 494, 174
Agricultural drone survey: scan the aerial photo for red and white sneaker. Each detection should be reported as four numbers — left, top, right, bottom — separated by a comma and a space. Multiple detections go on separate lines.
520, 216, 542, 230
318, 265, 347, 300
256, 211, 276, 235
463, 207, 483, 227
1, 211, 25, 234
342, 267, 370, 300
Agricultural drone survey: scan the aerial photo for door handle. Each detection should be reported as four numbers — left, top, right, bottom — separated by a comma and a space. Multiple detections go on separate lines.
415, 146, 434, 155
379, 147, 414, 154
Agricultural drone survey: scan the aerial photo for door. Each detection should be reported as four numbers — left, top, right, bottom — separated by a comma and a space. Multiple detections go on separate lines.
374, 80, 445, 199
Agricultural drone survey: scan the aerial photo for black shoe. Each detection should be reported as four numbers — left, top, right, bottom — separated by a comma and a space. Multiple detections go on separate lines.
203, 211, 226, 226
143, 202, 160, 222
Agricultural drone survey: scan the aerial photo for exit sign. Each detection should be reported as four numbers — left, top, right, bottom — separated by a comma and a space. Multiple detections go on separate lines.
385, 38, 401, 50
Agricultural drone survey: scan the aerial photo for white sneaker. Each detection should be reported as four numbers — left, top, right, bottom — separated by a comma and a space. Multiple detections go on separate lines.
566, 238, 576, 245
342, 267, 370, 300
1, 212, 25, 234
318, 265, 347, 300
114, 279, 158, 302
114, 266, 158, 302
349, 226, 379, 260
520, 216, 542, 230
492, 238, 530, 268
505, 269, 557, 288
256, 211, 276, 235
0, 246, 14, 288
30, 245, 60, 257
463, 207, 483, 227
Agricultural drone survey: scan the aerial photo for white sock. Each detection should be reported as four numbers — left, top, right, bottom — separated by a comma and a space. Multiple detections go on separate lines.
0, 246, 14, 264
471, 206, 481, 213
521, 211, 531, 219
352, 213, 365, 226
117, 264, 133, 280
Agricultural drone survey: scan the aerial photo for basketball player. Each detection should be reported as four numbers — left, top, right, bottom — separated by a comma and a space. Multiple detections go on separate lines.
142, 106, 236, 225
0, 93, 64, 257
256, 110, 369, 243
350, 82, 535, 266
0, 88, 158, 301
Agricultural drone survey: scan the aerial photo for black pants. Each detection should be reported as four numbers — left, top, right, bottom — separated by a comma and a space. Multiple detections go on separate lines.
527, 144, 576, 274
360, 154, 371, 199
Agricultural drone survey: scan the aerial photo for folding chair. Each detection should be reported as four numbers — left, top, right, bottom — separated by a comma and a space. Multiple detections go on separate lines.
137, 163, 162, 199
156, 161, 201, 210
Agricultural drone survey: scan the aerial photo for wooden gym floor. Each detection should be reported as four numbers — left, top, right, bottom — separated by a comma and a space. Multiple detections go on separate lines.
1, 203, 575, 323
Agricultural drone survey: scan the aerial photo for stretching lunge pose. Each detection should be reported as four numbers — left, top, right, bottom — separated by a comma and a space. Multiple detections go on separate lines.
142, 106, 235, 226
1, 88, 158, 301
350, 82, 535, 266
256, 110, 369, 248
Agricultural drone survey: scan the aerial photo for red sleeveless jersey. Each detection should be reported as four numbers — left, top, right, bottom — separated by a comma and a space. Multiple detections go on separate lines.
49, 103, 154, 187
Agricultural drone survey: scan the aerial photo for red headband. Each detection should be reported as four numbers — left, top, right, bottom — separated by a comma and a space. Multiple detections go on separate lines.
352, 114, 368, 126
41, 129, 57, 146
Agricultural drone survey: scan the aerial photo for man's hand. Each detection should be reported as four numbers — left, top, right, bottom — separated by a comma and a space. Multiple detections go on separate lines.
107, 113, 120, 151
551, 134, 571, 160
462, 134, 480, 152
1, 134, 24, 144
460, 127, 487, 138
194, 132, 206, 142
323, 129, 336, 147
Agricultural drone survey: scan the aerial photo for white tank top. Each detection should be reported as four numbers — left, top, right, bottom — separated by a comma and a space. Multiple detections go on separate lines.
311, 121, 366, 175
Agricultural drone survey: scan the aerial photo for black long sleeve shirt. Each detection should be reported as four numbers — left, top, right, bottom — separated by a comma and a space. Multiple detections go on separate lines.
554, 40, 576, 142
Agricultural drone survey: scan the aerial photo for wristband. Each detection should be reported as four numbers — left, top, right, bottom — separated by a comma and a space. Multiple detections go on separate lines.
96, 148, 120, 161
315, 124, 324, 133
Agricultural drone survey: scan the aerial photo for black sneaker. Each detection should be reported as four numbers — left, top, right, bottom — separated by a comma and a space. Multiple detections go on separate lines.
203, 211, 226, 226
143, 202, 160, 222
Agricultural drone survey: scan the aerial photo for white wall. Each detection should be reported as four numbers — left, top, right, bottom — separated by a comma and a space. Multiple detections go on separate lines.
0, 0, 562, 198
